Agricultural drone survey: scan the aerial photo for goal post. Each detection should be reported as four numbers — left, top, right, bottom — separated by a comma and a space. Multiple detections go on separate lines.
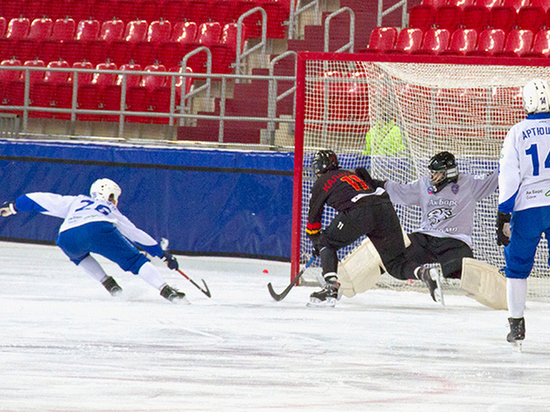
292, 52, 550, 301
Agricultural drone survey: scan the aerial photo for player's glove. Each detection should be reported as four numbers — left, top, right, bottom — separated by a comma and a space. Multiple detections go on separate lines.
355, 167, 386, 189
496, 211, 511, 246
0, 201, 17, 217
307, 232, 323, 257
162, 250, 179, 270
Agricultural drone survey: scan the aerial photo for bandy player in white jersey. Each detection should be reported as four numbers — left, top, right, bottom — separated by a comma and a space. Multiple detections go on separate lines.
361, 151, 498, 280
0, 178, 187, 303
498, 79, 550, 346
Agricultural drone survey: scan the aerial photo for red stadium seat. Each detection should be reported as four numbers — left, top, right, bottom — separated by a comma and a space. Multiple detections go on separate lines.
386, 28, 424, 54
188, 22, 223, 72
475, 0, 503, 7
142, 63, 169, 92
44, 59, 72, 85
0, 18, 7, 38
93, 61, 118, 90
6, 59, 45, 112
461, 5, 490, 31
60, 19, 101, 64
495, 29, 534, 56
489, 5, 517, 32
362, 27, 398, 53
99, 19, 125, 44
72, 61, 95, 86
408, 5, 437, 31
117, 62, 143, 88
76, 61, 117, 121
5, 18, 31, 40
51, 18, 77, 41
84, 19, 125, 65
467, 28, 506, 55
449, 0, 475, 8
108, 20, 148, 66
441, 28, 478, 55
125, 85, 150, 123
517, 7, 546, 32
261, 0, 289, 39
135, 20, 173, 66
17, 18, 54, 62
436, 6, 463, 30
211, 23, 247, 73
422, 0, 449, 7
38, 18, 76, 62
413, 28, 451, 54
502, 0, 530, 11
157, 22, 198, 68
523, 29, 550, 57
0, 18, 31, 61
0, 59, 22, 106
532, 0, 550, 11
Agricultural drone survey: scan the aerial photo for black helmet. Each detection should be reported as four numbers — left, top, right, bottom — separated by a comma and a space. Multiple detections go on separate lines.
428, 151, 459, 192
312, 150, 339, 175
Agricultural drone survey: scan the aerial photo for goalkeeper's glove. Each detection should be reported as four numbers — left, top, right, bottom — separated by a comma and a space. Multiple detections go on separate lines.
496, 211, 511, 246
0, 201, 17, 217
162, 250, 179, 270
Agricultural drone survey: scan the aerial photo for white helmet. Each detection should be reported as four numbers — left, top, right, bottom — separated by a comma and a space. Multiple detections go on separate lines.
90, 178, 121, 204
523, 79, 550, 114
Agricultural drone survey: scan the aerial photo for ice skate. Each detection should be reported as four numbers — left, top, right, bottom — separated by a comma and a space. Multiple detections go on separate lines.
160, 285, 189, 304
102, 276, 122, 296
417, 263, 445, 306
307, 278, 340, 307
507, 317, 525, 351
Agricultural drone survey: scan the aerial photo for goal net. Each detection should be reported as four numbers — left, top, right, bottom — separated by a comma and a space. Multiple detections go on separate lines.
292, 53, 550, 302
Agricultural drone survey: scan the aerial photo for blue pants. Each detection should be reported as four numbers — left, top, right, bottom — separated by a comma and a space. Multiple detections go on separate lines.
505, 205, 550, 279
57, 221, 149, 274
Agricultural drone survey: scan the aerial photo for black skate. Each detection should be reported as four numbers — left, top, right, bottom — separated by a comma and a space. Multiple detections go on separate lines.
417, 263, 444, 305
307, 278, 340, 307
160, 285, 189, 304
102, 276, 122, 296
507, 317, 525, 350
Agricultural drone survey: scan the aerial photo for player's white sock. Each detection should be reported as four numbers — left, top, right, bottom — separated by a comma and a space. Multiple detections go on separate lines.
78, 255, 108, 283
138, 262, 168, 290
507, 278, 527, 319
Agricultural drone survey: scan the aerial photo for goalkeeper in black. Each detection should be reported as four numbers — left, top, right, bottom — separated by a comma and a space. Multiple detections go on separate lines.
306, 150, 443, 307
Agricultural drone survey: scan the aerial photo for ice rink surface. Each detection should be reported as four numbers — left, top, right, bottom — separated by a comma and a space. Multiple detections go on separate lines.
1, 241, 550, 412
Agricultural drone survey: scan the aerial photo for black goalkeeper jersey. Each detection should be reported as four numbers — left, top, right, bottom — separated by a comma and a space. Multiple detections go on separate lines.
306, 168, 390, 237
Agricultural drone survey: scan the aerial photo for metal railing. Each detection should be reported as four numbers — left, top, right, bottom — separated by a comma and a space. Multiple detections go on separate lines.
0, 113, 20, 138
324, 7, 355, 53
0, 64, 296, 146
288, 0, 321, 40
236, 7, 267, 76
378, 0, 408, 28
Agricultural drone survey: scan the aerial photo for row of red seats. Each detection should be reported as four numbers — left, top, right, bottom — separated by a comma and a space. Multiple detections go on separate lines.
0, 58, 194, 123
0, 0, 288, 38
420, 0, 547, 9
411, 1, 550, 32
0, 18, 245, 73
364, 26, 550, 57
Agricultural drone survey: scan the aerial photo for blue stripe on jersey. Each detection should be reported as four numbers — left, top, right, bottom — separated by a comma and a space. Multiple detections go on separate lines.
15, 195, 47, 212
499, 189, 519, 214
526, 113, 550, 120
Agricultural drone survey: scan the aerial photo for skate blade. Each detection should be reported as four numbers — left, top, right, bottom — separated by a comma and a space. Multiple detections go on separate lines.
510, 340, 523, 352
170, 296, 191, 305
306, 297, 336, 308
430, 267, 445, 306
